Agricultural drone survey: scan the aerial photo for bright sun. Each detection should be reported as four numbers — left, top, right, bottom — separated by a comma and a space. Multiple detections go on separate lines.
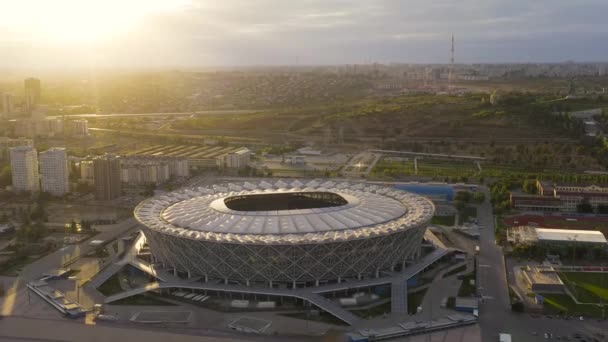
0, 0, 191, 43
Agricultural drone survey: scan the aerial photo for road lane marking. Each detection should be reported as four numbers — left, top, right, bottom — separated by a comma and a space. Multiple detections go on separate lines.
478, 264, 491, 268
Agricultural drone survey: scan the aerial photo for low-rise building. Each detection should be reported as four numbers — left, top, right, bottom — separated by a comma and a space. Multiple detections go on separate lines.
510, 193, 563, 212
128, 144, 246, 170
119, 156, 189, 186
121, 159, 170, 185
508, 226, 607, 259
217, 148, 251, 169
521, 265, 565, 293
511, 180, 608, 212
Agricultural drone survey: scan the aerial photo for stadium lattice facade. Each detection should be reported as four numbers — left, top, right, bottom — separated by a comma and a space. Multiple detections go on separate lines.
135, 179, 434, 288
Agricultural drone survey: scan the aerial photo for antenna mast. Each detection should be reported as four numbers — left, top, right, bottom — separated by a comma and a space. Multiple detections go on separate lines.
449, 33, 455, 87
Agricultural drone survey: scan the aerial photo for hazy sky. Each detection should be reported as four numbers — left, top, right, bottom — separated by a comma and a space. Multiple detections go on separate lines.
1, 0, 607, 69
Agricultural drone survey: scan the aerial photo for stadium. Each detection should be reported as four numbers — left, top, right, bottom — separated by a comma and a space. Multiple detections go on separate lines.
134, 179, 435, 289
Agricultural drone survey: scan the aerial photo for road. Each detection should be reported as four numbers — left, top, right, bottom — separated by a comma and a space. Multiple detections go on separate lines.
48, 109, 262, 119
476, 187, 608, 341
0, 316, 277, 342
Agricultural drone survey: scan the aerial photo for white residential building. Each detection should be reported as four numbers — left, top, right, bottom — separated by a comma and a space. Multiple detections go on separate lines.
10, 146, 39, 193
39, 148, 69, 196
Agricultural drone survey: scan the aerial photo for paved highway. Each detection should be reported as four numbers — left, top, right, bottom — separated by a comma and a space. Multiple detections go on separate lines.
48, 109, 262, 119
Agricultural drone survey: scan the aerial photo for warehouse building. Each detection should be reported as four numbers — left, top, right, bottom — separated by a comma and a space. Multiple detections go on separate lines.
508, 226, 607, 247
129, 145, 249, 170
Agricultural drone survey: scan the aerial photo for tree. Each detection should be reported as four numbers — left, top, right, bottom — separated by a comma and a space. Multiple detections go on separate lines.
577, 200, 593, 213
81, 220, 93, 232
16, 222, 47, 242
455, 191, 472, 203
473, 192, 486, 203
0, 165, 11, 187
30, 203, 46, 221
511, 301, 524, 312
523, 179, 537, 194
68, 220, 77, 234
597, 204, 608, 214
454, 200, 466, 212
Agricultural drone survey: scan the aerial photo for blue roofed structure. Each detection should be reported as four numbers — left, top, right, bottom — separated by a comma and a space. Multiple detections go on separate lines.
395, 184, 454, 201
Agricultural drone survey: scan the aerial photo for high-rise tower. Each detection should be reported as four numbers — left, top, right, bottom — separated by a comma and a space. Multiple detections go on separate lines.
448, 34, 455, 87
10, 146, 39, 193
93, 154, 122, 200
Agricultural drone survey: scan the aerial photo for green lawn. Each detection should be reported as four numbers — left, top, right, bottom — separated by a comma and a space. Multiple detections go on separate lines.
458, 206, 478, 225
417, 159, 479, 178
540, 293, 605, 318
372, 159, 416, 177
558, 272, 608, 303
458, 272, 477, 297
431, 215, 456, 226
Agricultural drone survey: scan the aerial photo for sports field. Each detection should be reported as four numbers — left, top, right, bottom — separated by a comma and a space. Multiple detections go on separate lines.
558, 272, 608, 304
372, 157, 478, 178
541, 293, 605, 318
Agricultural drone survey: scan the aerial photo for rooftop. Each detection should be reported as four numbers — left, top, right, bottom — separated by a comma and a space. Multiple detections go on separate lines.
508, 226, 607, 244
536, 228, 607, 244
521, 265, 564, 286
135, 179, 435, 244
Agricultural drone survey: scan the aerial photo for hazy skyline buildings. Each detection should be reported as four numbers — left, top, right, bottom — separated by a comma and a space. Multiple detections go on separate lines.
2, 93, 14, 115
24, 78, 41, 113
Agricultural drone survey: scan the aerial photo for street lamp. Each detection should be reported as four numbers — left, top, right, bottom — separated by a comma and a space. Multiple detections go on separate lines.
68, 276, 80, 304
569, 234, 578, 265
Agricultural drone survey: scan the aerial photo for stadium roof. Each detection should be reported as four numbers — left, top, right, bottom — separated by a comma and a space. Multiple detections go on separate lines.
135, 179, 435, 244
536, 228, 607, 244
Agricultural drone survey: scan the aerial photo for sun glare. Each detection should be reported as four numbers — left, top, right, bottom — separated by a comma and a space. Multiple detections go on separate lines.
0, 0, 191, 43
